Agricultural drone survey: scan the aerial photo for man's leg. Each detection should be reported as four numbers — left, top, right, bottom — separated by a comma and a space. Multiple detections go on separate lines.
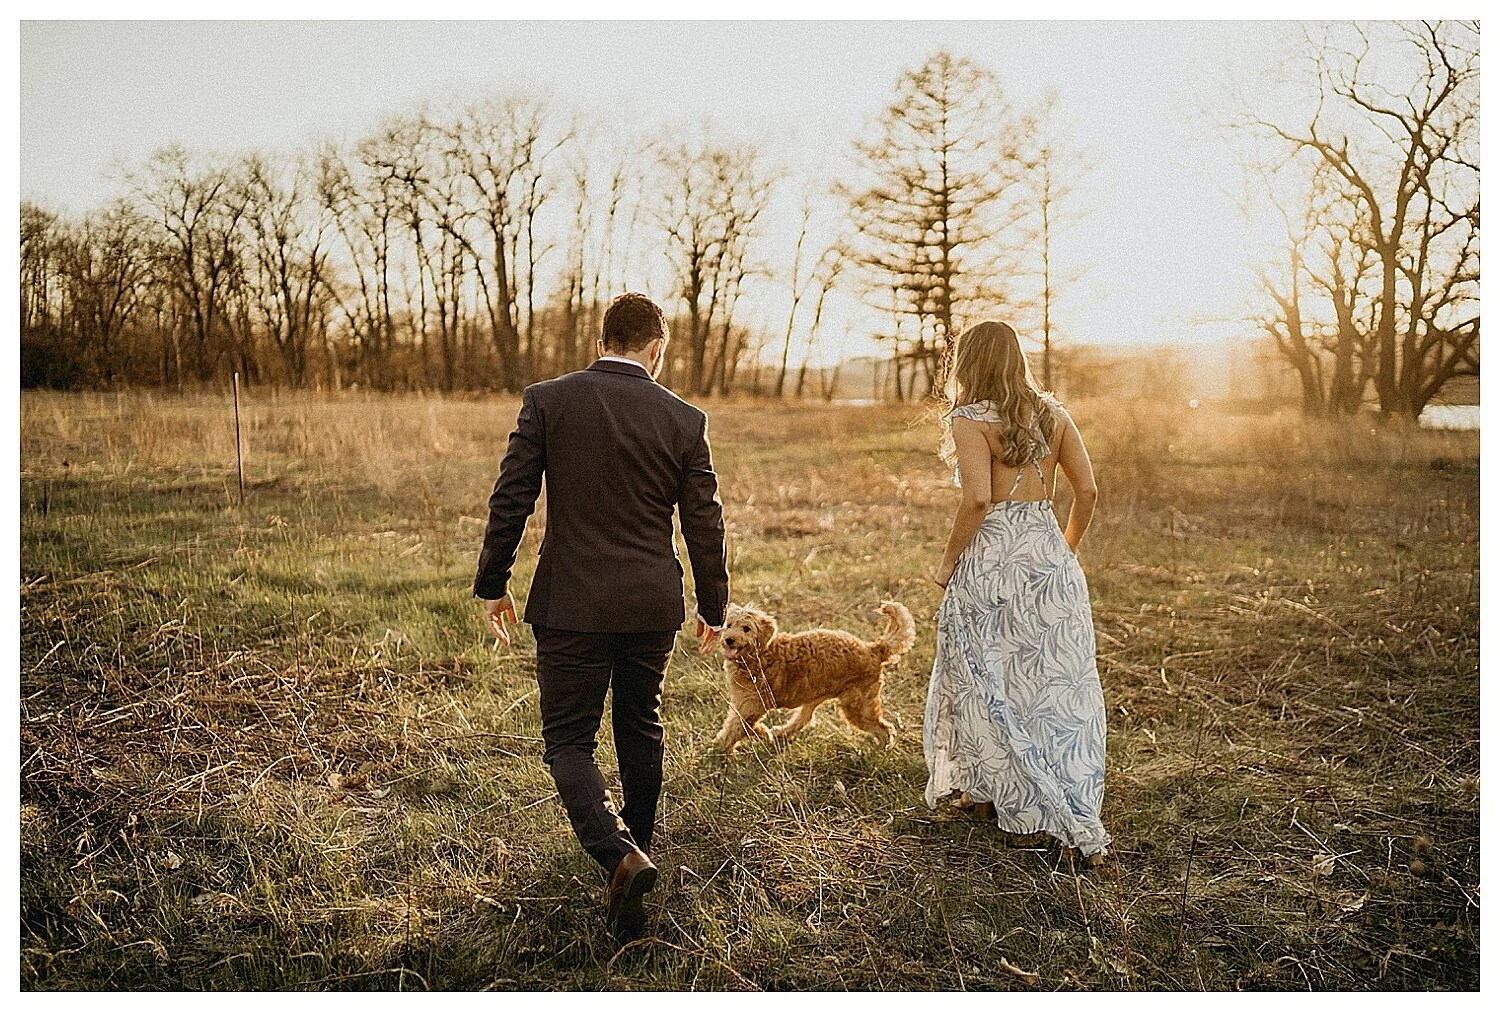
533, 625, 640, 873
609, 630, 676, 856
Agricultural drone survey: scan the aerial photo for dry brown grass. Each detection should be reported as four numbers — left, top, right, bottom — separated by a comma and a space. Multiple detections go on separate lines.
19, 389, 1478, 990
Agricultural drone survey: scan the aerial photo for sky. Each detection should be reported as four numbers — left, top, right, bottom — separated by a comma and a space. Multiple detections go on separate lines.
19, 20, 1301, 361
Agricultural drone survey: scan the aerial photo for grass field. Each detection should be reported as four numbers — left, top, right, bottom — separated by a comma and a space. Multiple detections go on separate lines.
18, 389, 1480, 990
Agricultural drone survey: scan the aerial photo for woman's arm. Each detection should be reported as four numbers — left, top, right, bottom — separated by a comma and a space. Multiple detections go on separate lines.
934, 418, 993, 588
1055, 410, 1098, 552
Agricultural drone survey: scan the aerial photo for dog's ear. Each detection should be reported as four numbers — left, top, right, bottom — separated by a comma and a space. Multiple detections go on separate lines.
749, 608, 777, 643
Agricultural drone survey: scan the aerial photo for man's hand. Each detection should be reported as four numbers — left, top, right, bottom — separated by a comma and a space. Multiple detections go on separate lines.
482, 595, 518, 646
695, 617, 722, 655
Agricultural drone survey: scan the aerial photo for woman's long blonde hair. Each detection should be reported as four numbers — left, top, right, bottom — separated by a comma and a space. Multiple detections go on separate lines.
939, 320, 1057, 469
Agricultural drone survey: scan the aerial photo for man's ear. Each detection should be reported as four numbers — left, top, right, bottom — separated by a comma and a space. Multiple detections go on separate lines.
595, 338, 606, 358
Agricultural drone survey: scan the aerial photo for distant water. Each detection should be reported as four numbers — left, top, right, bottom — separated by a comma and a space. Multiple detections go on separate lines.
1419, 404, 1480, 430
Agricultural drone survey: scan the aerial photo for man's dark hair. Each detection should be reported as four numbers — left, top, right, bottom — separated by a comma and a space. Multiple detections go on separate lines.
602, 292, 668, 353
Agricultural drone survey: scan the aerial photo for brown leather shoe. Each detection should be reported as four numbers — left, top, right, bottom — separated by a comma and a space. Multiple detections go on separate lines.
604, 848, 657, 943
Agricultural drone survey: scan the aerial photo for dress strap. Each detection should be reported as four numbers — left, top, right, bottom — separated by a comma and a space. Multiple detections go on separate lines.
1003, 467, 1026, 502
1002, 457, 1051, 504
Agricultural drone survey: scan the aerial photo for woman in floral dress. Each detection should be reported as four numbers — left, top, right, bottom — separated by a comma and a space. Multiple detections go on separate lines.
924, 320, 1111, 867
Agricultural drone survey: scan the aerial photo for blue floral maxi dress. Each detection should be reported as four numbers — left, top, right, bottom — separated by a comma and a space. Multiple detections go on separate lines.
923, 404, 1111, 857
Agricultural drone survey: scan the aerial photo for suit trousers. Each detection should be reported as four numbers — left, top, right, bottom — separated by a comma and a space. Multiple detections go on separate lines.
532, 625, 678, 874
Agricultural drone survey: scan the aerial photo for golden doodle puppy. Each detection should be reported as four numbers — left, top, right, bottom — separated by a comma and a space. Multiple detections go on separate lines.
711, 601, 916, 751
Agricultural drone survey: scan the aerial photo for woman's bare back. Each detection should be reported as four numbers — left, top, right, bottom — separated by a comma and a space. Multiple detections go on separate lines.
967, 399, 1084, 504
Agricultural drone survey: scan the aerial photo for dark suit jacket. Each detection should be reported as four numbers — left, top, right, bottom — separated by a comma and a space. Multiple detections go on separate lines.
472, 359, 730, 633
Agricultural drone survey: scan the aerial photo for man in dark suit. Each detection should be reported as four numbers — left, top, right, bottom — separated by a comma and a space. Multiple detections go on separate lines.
473, 292, 729, 942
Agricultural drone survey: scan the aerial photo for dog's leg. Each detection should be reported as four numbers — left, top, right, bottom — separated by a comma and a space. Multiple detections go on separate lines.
770, 701, 823, 741
838, 689, 896, 747
713, 710, 748, 752
714, 701, 768, 752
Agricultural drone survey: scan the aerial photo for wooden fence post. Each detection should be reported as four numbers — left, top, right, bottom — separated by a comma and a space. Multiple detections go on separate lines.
233, 372, 245, 506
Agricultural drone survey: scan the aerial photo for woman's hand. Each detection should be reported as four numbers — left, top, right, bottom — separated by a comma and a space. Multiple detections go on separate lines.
933, 561, 956, 589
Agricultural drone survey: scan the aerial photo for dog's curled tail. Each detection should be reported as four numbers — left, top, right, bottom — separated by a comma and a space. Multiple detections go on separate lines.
874, 600, 916, 663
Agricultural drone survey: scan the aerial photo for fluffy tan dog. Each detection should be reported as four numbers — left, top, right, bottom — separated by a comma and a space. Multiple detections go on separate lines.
711, 601, 916, 751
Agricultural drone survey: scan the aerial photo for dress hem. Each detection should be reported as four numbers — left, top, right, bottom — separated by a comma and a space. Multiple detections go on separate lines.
925, 752, 1113, 857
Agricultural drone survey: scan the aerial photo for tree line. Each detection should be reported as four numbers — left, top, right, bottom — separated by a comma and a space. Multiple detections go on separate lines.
20, 29, 1479, 417
19, 50, 1080, 400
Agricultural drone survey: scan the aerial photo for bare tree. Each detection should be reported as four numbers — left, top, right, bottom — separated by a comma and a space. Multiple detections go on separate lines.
371, 110, 475, 391
840, 50, 1031, 394
318, 136, 402, 387
415, 123, 472, 393
794, 249, 844, 398
442, 95, 568, 391
133, 145, 251, 384
558, 145, 593, 376
1020, 94, 1091, 391
61, 199, 152, 384
20, 202, 81, 387
1254, 167, 1334, 415
653, 130, 774, 397
1246, 20, 1479, 419
775, 194, 818, 397
366, 114, 437, 387
241, 155, 335, 387
1304, 174, 1381, 414
20, 203, 62, 338
555, 130, 642, 375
